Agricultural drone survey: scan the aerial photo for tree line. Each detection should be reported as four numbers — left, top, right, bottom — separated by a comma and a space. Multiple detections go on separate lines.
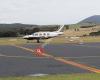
0, 24, 69, 37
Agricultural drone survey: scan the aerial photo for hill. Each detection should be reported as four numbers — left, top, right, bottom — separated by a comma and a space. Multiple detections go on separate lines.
78, 15, 100, 25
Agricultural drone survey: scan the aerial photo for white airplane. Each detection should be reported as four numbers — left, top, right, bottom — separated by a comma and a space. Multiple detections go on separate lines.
23, 25, 64, 43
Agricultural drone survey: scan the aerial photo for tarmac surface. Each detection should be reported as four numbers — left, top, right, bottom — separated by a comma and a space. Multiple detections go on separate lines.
0, 43, 100, 76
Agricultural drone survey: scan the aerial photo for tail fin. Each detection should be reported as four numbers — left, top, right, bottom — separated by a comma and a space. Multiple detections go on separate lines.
56, 25, 64, 32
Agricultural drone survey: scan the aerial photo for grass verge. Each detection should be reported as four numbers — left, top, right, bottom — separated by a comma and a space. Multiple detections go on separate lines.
0, 37, 41, 45
0, 36, 100, 45
0, 73, 100, 80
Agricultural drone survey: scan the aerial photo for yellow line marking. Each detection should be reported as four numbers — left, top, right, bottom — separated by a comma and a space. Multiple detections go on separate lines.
42, 38, 53, 48
54, 58, 100, 73
12, 44, 35, 53
12, 44, 100, 73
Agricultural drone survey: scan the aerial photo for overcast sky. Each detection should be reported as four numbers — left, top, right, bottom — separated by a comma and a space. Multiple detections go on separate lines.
0, 0, 100, 25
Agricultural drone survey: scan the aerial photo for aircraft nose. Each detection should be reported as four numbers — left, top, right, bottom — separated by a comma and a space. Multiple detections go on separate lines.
23, 35, 28, 38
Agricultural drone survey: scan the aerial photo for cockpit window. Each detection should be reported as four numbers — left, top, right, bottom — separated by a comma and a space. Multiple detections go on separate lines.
34, 34, 38, 36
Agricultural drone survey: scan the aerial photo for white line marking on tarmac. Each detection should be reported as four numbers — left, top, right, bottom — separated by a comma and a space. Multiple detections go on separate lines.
28, 73, 48, 76
72, 44, 100, 49
0, 53, 7, 56
0, 54, 100, 59
0, 55, 48, 59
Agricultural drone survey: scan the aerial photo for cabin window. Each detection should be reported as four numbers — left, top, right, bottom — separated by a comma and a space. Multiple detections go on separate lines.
43, 33, 46, 35
39, 33, 42, 36
47, 33, 49, 35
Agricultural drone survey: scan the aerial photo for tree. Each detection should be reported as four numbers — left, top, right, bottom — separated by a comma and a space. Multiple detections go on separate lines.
32, 27, 40, 32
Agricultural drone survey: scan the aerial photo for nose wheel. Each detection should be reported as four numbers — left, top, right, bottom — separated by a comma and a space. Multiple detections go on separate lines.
36, 38, 40, 43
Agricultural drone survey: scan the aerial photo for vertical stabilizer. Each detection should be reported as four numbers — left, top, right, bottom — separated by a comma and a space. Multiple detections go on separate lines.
56, 25, 64, 32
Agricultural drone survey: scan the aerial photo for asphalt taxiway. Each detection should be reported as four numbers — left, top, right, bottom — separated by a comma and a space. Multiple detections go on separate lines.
0, 43, 100, 76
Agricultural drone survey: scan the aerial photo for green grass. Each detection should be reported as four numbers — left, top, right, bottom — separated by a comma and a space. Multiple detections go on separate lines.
0, 38, 25, 45
0, 37, 43, 45
0, 36, 100, 45
0, 73, 100, 80
81, 36, 100, 42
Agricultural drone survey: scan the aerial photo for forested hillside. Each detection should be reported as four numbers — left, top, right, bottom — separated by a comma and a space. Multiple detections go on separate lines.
0, 23, 65, 37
